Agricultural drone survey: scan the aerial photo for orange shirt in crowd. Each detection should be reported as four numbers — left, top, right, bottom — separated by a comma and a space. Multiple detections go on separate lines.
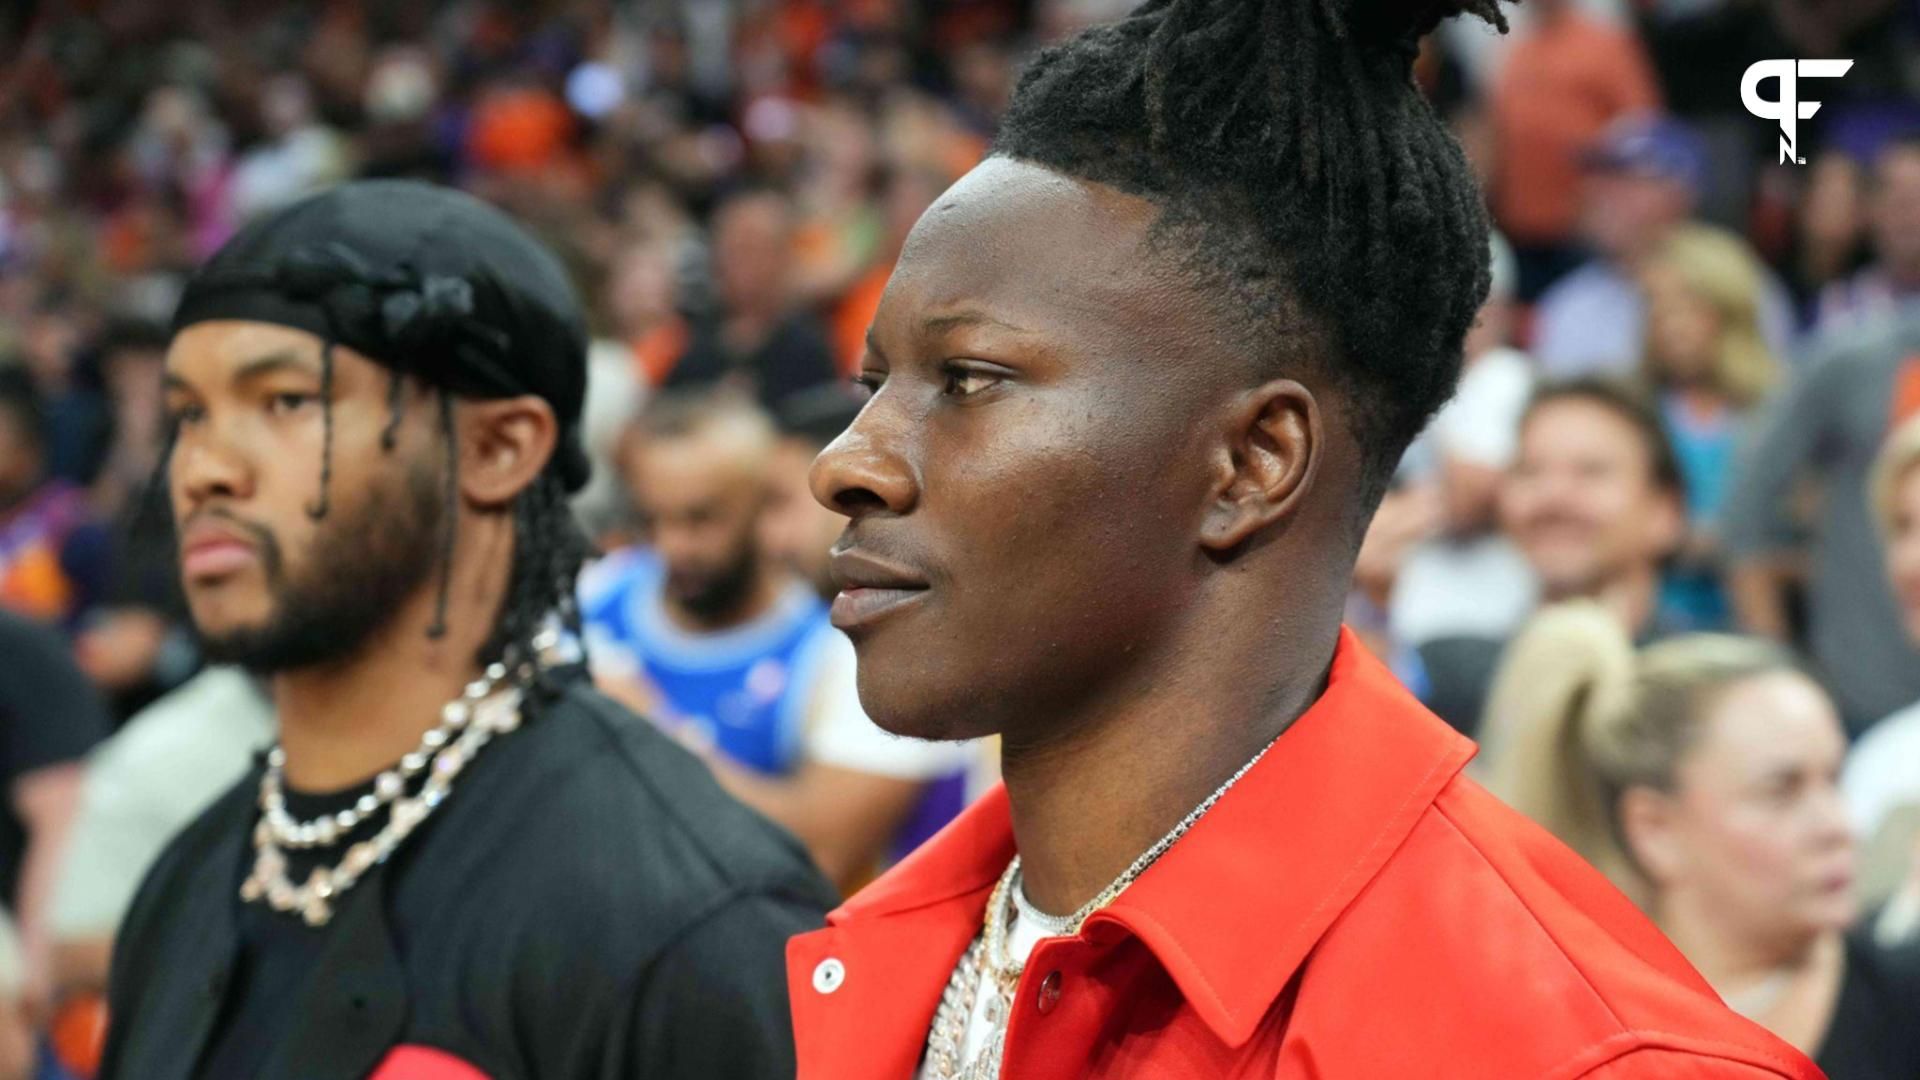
1491, 11, 1661, 247
833, 261, 893, 377
787, 629, 1821, 1079
629, 315, 691, 387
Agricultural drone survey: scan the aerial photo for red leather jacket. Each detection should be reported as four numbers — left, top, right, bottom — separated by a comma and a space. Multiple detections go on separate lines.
786, 630, 1825, 1079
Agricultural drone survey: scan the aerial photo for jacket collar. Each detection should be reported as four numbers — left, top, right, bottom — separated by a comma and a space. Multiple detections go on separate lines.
831, 628, 1476, 1048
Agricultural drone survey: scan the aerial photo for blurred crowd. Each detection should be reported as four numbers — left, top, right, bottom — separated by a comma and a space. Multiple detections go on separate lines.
0, 0, 1918, 1076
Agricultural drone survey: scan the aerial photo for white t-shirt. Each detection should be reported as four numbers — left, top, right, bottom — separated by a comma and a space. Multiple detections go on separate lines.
52, 668, 276, 938
1390, 347, 1540, 647
1844, 700, 1920, 838
916, 903, 1051, 1080
807, 628, 977, 782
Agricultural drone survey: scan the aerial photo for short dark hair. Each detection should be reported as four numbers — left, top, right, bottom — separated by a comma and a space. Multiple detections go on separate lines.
991, 0, 1506, 518
1521, 377, 1686, 500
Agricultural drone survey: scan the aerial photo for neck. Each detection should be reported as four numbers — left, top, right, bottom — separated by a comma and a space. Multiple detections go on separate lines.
1004, 609, 1339, 915
274, 556, 508, 792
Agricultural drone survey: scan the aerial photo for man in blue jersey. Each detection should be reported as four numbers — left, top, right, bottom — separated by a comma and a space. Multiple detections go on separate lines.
583, 388, 970, 889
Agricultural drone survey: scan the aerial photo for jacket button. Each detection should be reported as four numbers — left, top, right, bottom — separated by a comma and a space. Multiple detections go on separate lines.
1036, 970, 1063, 1014
812, 957, 846, 995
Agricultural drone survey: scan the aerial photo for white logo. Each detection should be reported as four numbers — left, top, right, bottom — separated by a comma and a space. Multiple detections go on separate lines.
1741, 59, 1853, 165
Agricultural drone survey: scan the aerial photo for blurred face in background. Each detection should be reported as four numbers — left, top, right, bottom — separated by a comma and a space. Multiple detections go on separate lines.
605, 243, 677, 339
1640, 262, 1722, 387
1626, 672, 1857, 947
1503, 397, 1684, 600
1887, 460, 1920, 642
627, 426, 769, 623
712, 193, 794, 318
1580, 171, 1692, 265
1868, 144, 1920, 281
761, 436, 840, 598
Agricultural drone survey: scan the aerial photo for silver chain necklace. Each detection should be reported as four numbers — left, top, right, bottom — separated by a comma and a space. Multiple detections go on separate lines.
921, 730, 1285, 1080
241, 632, 561, 927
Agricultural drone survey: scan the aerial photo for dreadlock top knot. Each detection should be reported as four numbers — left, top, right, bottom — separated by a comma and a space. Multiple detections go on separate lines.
993, 0, 1511, 514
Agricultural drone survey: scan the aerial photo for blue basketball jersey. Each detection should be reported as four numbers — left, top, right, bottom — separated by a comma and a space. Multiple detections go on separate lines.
580, 549, 836, 776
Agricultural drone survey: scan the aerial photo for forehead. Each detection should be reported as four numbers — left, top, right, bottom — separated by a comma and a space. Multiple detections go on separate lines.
632, 429, 763, 501
881, 157, 1217, 372
167, 321, 327, 383
1690, 672, 1844, 777
1522, 398, 1649, 461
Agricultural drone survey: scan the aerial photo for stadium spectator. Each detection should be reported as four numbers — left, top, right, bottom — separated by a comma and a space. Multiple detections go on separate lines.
1531, 116, 1795, 379
1501, 378, 1693, 640
1639, 225, 1785, 629
1840, 416, 1920, 916
1487, 0, 1660, 300
1814, 135, 1920, 332
1481, 605, 1920, 1078
48, 668, 272, 1007
0, 381, 113, 631
664, 188, 840, 411
1723, 305, 1920, 733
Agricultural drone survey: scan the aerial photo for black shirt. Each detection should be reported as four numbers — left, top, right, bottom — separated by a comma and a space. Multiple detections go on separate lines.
0, 611, 110, 903
101, 672, 837, 1080
1814, 929, 1920, 1079
200, 778, 379, 1079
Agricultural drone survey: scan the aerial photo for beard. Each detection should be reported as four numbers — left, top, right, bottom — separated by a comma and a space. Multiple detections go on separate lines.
193, 456, 445, 674
670, 536, 762, 623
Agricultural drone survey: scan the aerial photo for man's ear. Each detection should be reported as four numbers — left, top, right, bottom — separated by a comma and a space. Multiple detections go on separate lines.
457, 395, 558, 509
1199, 379, 1321, 552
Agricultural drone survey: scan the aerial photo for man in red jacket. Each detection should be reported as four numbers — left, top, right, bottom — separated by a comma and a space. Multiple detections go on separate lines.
786, 0, 1826, 1076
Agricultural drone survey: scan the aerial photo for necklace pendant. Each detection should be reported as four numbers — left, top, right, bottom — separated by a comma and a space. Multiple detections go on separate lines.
300, 893, 333, 927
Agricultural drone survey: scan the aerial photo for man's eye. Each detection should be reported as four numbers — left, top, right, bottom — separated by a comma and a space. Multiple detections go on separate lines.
268, 393, 318, 415
165, 405, 206, 430
941, 365, 1003, 398
850, 373, 882, 400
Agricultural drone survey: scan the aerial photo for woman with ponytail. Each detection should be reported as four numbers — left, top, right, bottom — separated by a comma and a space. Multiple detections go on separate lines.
787, 0, 1821, 1073
1483, 605, 1920, 1077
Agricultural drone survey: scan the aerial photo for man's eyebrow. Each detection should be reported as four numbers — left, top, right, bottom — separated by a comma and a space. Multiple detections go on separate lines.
164, 349, 319, 396
921, 311, 1031, 336
230, 349, 321, 384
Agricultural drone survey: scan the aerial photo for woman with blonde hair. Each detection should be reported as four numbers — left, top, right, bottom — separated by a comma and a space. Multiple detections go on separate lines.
1480, 603, 1920, 1076
1638, 226, 1784, 628
1840, 414, 1920, 940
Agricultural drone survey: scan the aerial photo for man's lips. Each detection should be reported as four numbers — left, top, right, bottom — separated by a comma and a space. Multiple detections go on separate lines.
830, 585, 929, 630
828, 547, 929, 630
180, 526, 259, 581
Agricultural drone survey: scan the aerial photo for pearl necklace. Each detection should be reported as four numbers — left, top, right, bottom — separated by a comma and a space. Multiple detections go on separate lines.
921, 730, 1284, 1079
240, 634, 559, 927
